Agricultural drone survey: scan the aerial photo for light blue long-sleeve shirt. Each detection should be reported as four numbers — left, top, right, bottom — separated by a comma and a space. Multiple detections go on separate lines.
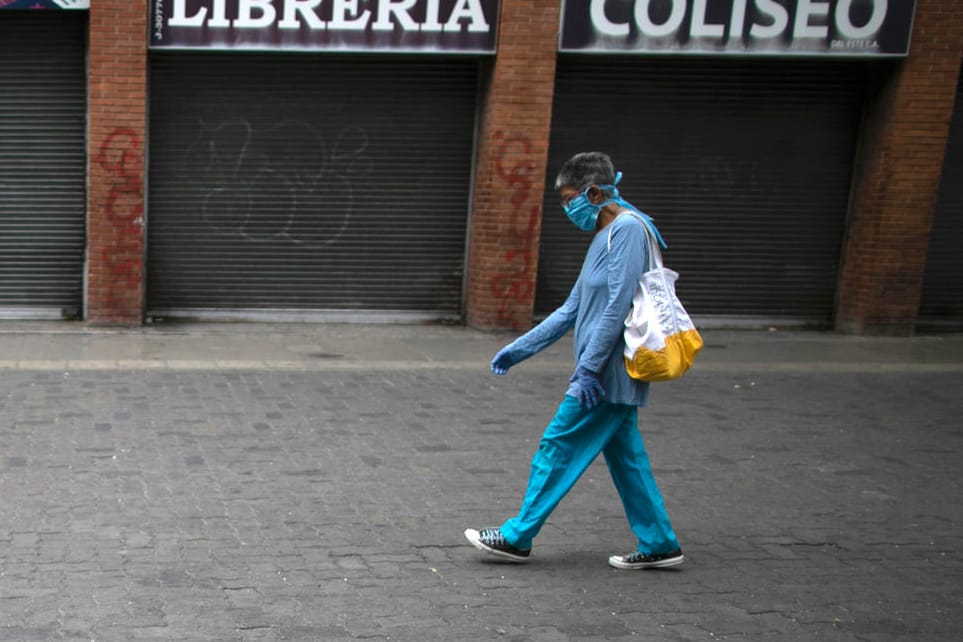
504, 211, 652, 407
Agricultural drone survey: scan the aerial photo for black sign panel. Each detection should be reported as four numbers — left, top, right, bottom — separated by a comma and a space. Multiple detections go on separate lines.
150, 0, 499, 53
560, 0, 916, 57
0, 0, 87, 7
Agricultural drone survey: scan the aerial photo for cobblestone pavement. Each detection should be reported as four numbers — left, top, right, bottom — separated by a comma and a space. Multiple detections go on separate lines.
0, 325, 961, 641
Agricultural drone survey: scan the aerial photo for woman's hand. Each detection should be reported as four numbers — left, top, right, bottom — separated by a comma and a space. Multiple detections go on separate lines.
490, 347, 515, 375
569, 366, 605, 409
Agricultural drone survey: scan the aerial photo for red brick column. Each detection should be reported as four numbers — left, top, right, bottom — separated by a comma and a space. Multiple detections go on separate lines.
836, 0, 963, 335
464, 0, 560, 330
86, 0, 148, 325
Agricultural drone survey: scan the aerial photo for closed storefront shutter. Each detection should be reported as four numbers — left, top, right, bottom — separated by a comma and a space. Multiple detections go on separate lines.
919, 73, 963, 330
0, 11, 86, 319
147, 54, 478, 321
536, 57, 866, 325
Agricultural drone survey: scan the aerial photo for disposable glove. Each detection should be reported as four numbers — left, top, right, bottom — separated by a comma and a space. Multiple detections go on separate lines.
569, 366, 605, 409
490, 346, 515, 375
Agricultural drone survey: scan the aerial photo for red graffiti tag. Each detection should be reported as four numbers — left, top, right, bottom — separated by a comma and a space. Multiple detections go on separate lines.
489, 131, 541, 326
95, 128, 144, 315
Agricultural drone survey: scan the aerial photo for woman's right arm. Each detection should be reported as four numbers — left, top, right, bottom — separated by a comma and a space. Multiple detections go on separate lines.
493, 286, 579, 368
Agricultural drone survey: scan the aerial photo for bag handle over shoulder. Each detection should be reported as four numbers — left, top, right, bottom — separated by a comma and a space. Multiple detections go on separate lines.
607, 210, 667, 271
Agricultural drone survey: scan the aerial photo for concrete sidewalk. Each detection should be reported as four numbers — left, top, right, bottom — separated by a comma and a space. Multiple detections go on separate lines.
1, 321, 962, 372
0, 322, 961, 641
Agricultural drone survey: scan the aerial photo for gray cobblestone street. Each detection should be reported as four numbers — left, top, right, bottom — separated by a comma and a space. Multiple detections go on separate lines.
0, 324, 961, 641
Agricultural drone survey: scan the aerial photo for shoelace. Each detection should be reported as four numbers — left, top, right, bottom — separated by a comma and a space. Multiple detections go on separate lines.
480, 528, 506, 546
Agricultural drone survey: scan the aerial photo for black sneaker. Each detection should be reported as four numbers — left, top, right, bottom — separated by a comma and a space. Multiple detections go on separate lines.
608, 549, 684, 570
464, 528, 531, 562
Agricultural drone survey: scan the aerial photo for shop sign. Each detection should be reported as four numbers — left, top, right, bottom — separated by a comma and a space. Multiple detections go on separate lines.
149, 0, 499, 53
0, 0, 88, 7
560, 0, 916, 57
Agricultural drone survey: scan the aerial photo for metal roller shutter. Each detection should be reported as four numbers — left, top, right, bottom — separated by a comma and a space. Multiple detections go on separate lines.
919, 73, 963, 330
536, 57, 866, 325
147, 54, 478, 321
0, 12, 86, 319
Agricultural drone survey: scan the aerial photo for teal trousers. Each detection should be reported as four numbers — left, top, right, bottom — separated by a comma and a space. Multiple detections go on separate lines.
500, 396, 680, 554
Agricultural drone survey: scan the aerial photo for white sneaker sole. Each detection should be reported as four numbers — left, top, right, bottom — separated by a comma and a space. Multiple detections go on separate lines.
608, 553, 685, 570
464, 528, 531, 563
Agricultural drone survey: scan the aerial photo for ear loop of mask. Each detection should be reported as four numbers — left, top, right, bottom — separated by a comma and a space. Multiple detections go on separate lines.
604, 171, 668, 249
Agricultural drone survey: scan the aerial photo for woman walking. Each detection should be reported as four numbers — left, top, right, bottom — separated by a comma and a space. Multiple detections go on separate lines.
465, 152, 684, 570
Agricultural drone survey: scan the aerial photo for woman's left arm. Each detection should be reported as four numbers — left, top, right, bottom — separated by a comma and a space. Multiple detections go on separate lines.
576, 218, 647, 373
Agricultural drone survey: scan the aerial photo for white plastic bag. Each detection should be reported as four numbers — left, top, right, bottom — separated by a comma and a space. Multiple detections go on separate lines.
613, 214, 703, 382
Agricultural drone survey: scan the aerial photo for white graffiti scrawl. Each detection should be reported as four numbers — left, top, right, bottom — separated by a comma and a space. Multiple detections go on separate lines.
181, 119, 372, 247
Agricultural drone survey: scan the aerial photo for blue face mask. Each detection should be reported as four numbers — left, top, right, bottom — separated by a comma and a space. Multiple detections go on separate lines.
563, 188, 601, 231
562, 172, 623, 232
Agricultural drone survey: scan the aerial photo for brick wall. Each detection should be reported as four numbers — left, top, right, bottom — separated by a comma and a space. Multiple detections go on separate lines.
464, 0, 561, 330
86, 0, 148, 325
836, 0, 963, 335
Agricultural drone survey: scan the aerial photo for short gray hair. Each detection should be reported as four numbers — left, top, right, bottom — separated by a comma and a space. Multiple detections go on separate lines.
554, 152, 616, 192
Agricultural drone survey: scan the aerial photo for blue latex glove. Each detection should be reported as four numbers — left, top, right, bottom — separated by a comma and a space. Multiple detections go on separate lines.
490, 346, 515, 375
569, 366, 605, 409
